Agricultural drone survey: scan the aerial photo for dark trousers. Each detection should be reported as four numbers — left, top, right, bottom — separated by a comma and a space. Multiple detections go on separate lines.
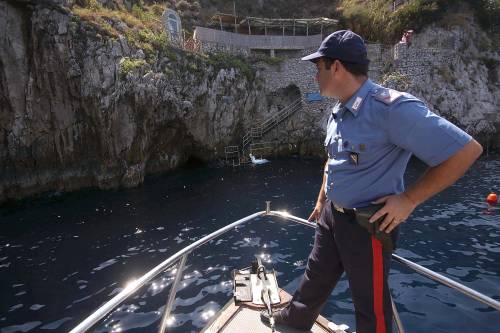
282, 201, 395, 333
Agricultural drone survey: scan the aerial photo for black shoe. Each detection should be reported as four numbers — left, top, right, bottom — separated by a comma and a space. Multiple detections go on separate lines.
260, 309, 287, 326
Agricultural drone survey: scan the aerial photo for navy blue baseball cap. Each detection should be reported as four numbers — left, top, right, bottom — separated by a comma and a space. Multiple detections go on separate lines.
301, 30, 369, 65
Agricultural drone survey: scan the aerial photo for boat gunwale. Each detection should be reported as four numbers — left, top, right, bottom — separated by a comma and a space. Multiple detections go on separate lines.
69, 208, 500, 333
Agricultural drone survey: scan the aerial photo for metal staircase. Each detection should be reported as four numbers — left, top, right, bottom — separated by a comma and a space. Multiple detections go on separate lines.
225, 97, 303, 166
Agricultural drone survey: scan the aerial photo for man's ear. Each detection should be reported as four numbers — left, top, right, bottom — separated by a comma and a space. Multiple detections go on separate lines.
333, 59, 343, 73
330, 59, 340, 78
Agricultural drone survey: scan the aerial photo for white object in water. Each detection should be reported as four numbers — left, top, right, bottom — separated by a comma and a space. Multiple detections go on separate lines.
249, 154, 269, 165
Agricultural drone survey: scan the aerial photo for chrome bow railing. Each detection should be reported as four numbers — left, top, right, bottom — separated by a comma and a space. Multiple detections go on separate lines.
70, 202, 500, 333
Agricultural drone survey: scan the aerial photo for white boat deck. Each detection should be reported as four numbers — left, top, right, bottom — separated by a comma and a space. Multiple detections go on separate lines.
202, 290, 347, 333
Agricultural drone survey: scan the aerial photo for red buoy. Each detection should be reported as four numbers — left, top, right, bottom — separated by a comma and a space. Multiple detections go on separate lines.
486, 192, 498, 206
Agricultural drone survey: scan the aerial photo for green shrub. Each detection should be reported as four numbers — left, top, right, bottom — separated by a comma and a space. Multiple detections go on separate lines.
131, 3, 157, 22
338, 0, 500, 43
264, 56, 284, 67
492, 38, 500, 51
477, 36, 491, 52
86, 0, 102, 11
131, 4, 145, 19
437, 65, 454, 84
72, 0, 170, 64
100, 20, 117, 37
252, 54, 284, 67
150, 4, 166, 16
207, 53, 255, 80
339, 0, 461, 43
120, 58, 147, 76
165, 48, 178, 61
380, 71, 411, 91
187, 62, 199, 73
176, 0, 190, 11
164, 67, 174, 76
480, 57, 499, 84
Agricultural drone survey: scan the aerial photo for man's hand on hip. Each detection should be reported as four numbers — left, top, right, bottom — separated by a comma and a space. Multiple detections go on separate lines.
369, 193, 417, 233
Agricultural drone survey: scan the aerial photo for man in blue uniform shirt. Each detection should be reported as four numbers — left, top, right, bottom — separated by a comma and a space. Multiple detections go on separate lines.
261, 30, 483, 332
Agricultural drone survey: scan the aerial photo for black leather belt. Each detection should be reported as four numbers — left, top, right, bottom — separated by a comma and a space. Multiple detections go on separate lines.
331, 202, 394, 252
331, 202, 356, 215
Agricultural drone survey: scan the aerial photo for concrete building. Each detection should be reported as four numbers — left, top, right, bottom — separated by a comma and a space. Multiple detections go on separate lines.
194, 15, 338, 57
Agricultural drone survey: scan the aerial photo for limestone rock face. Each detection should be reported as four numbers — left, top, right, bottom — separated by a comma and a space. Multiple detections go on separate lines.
0, 0, 263, 202
397, 19, 500, 142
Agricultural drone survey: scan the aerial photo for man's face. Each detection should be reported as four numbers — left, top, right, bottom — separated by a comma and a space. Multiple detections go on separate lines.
315, 58, 337, 98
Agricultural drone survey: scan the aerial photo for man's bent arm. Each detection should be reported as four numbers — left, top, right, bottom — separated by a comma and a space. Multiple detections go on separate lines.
404, 139, 483, 206
372, 139, 483, 231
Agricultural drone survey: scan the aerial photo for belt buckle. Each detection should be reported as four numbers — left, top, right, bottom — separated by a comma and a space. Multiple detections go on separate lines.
333, 204, 344, 213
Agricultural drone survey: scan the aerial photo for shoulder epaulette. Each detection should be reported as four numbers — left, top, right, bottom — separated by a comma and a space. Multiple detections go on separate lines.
372, 88, 405, 105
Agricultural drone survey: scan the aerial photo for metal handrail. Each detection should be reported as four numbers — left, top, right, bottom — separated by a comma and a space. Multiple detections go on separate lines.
224, 145, 239, 154
69, 211, 266, 333
242, 97, 303, 150
391, 297, 405, 333
70, 205, 500, 333
391, 254, 500, 312
260, 98, 302, 130
158, 254, 187, 333
269, 211, 500, 312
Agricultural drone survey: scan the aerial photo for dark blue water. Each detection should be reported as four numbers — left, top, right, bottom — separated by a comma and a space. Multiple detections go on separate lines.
1, 157, 499, 333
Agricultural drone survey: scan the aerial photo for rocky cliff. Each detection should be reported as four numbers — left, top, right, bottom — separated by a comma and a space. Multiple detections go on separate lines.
387, 15, 500, 145
0, 0, 273, 202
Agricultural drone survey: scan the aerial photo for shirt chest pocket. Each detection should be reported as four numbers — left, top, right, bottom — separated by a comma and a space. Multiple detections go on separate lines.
338, 139, 377, 165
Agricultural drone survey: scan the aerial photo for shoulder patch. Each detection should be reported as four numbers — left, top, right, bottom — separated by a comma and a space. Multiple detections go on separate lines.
372, 88, 405, 105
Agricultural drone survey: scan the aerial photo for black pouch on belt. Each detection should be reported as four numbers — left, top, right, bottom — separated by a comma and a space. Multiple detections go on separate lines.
355, 204, 394, 252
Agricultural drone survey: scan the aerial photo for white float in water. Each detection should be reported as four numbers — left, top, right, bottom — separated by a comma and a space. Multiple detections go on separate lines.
249, 154, 269, 165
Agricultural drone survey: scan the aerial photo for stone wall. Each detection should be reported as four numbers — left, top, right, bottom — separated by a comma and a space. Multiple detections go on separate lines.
254, 48, 333, 154
366, 43, 393, 81
198, 41, 251, 57
366, 40, 458, 81
393, 42, 458, 78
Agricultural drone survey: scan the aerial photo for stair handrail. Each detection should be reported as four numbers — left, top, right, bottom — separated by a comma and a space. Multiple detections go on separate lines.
241, 97, 304, 152
258, 98, 303, 136
260, 98, 302, 129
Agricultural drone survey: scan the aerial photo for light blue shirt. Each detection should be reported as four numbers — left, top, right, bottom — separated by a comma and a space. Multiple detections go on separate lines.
324, 79, 472, 208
